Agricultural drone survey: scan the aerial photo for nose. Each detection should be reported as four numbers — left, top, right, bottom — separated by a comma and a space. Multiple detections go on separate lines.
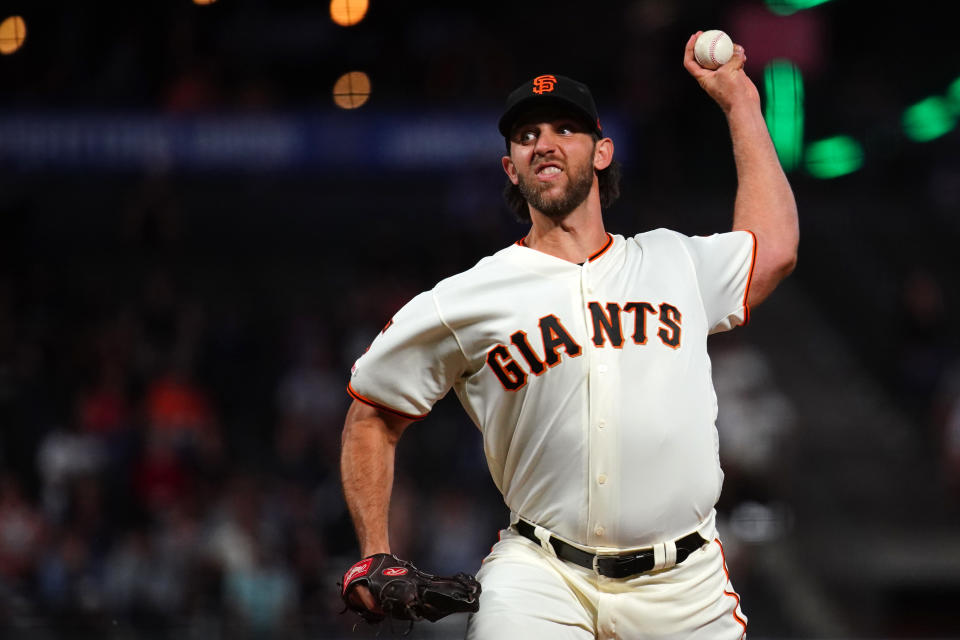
533, 127, 559, 155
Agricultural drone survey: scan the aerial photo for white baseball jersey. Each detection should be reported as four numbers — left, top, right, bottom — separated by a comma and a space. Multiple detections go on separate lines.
349, 229, 756, 550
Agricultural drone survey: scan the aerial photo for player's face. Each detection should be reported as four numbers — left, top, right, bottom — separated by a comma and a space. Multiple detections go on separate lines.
506, 116, 597, 220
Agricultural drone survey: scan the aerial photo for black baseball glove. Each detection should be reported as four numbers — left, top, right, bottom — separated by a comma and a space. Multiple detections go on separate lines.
340, 553, 481, 624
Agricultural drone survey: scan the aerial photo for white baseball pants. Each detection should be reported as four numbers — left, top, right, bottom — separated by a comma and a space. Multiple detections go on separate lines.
465, 528, 747, 640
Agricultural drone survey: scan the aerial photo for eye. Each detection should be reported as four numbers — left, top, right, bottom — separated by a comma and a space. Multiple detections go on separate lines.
518, 129, 537, 143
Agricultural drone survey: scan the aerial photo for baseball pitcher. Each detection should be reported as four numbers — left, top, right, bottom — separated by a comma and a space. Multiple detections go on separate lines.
340, 32, 798, 639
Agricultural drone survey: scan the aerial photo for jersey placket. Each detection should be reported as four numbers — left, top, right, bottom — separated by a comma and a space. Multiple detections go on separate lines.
579, 260, 617, 548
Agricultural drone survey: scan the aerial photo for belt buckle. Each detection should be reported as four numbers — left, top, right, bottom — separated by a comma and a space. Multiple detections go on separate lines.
591, 552, 617, 576
593, 550, 656, 578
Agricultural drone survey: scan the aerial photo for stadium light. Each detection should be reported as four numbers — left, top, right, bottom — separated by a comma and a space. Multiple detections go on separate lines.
763, 59, 804, 171
330, 0, 369, 27
0, 15, 26, 55
805, 136, 863, 179
333, 71, 371, 109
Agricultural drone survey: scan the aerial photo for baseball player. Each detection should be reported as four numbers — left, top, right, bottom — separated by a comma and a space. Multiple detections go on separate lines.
340, 32, 798, 639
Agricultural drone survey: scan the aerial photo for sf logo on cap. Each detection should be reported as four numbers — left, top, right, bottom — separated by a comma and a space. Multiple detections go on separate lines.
532, 75, 557, 94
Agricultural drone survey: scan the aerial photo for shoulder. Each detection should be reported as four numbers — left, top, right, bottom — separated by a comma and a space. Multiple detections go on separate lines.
633, 227, 692, 240
625, 228, 693, 258
433, 243, 523, 294
628, 228, 752, 254
628, 227, 690, 246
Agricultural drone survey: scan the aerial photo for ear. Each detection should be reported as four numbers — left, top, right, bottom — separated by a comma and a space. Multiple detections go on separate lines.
593, 137, 614, 171
502, 155, 519, 185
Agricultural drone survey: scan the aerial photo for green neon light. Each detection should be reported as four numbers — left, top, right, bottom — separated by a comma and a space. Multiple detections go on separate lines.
902, 96, 956, 142
805, 136, 863, 179
765, 0, 833, 16
764, 59, 804, 171
946, 77, 960, 115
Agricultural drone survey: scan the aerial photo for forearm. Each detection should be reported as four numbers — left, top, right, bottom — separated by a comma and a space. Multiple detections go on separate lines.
341, 408, 400, 557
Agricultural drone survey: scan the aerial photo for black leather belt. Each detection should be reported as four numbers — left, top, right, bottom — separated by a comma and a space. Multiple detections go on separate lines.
515, 519, 707, 579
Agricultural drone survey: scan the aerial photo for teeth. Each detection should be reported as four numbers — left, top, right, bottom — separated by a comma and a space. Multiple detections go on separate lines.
539, 166, 561, 175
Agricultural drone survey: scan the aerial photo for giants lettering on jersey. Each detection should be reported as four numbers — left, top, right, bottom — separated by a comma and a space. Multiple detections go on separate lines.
485, 302, 683, 391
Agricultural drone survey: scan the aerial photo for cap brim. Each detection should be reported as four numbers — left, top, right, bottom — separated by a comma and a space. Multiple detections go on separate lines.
498, 96, 601, 138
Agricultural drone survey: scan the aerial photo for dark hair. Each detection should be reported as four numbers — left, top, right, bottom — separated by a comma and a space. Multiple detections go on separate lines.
501, 134, 622, 223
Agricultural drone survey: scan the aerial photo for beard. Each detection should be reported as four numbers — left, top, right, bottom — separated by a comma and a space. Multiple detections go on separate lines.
516, 157, 595, 221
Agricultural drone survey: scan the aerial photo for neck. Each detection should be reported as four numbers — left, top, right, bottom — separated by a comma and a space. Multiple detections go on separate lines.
523, 192, 607, 263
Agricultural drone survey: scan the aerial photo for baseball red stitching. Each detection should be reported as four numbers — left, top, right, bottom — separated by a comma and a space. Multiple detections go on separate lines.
709, 33, 721, 67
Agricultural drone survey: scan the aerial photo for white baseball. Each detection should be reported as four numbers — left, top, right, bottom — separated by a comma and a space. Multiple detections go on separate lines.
694, 30, 733, 70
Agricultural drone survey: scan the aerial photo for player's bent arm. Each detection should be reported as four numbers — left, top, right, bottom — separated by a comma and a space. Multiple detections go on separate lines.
683, 33, 799, 308
340, 399, 415, 557
727, 98, 799, 308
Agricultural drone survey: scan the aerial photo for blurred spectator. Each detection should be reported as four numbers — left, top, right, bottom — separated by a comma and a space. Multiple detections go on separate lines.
34, 526, 102, 623
35, 425, 105, 525
102, 526, 183, 620
144, 360, 223, 470
77, 360, 131, 438
423, 490, 489, 575
274, 322, 344, 477
223, 538, 298, 638
934, 362, 960, 497
0, 474, 45, 589
944, 398, 960, 497
712, 341, 796, 506
132, 431, 189, 516
895, 268, 952, 426
203, 474, 281, 576
76, 356, 140, 522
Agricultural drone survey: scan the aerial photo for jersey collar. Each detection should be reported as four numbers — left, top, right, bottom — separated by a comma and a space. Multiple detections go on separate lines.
515, 232, 614, 264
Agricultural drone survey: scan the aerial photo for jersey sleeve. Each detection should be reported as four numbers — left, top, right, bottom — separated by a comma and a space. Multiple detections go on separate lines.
680, 230, 757, 334
347, 290, 467, 419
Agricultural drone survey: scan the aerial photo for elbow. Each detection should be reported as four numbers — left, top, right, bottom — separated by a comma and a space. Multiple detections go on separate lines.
342, 399, 411, 448
759, 228, 798, 280
779, 246, 798, 279
771, 245, 797, 285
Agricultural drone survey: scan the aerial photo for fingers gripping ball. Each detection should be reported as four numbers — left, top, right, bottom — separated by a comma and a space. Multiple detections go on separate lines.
340, 553, 482, 624
694, 30, 733, 70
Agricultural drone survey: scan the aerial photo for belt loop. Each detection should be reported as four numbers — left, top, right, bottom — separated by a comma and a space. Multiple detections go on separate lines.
533, 525, 557, 559
653, 540, 678, 571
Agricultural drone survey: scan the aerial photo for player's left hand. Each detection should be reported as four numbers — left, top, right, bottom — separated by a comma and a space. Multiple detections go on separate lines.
340, 553, 482, 625
683, 31, 760, 114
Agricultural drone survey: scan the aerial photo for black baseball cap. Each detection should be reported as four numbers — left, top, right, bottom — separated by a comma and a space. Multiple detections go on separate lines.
498, 74, 602, 138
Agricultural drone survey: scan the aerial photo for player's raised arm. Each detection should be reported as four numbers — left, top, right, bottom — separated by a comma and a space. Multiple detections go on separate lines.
683, 31, 799, 308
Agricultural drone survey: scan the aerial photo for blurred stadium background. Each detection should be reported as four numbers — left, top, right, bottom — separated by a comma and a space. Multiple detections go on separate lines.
0, 0, 958, 638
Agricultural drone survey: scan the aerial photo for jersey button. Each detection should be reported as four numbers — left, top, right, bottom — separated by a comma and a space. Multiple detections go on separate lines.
598, 474, 607, 485
597, 364, 608, 374
597, 420, 606, 430
594, 525, 605, 537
